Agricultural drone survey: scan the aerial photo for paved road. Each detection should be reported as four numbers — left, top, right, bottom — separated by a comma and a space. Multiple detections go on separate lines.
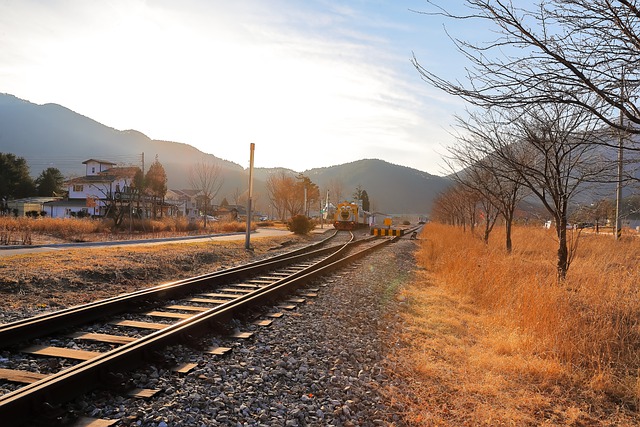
0, 227, 300, 257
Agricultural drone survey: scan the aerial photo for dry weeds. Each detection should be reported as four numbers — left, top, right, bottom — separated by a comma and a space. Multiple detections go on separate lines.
0, 233, 308, 317
385, 223, 640, 426
0, 217, 258, 245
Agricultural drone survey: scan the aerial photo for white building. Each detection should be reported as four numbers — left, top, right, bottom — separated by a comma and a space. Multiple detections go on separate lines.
6, 197, 61, 217
165, 189, 202, 219
44, 159, 140, 218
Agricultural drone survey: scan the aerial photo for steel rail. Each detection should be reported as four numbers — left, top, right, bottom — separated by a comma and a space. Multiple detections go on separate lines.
0, 233, 391, 425
0, 230, 348, 348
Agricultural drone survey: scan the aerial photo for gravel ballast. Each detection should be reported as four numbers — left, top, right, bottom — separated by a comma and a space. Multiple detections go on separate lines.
55, 238, 417, 426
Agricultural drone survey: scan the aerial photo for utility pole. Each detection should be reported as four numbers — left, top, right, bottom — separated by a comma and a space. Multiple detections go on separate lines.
304, 186, 308, 217
615, 127, 624, 240
245, 143, 255, 250
615, 70, 625, 241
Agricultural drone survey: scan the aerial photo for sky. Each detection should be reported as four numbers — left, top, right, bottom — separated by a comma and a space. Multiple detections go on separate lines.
0, 0, 472, 175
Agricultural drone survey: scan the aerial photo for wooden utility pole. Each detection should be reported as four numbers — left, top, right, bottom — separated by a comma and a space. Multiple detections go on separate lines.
245, 143, 255, 250
615, 70, 625, 241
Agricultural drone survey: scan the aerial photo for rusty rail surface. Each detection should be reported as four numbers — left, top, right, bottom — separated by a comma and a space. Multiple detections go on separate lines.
0, 231, 398, 425
0, 230, 343, 348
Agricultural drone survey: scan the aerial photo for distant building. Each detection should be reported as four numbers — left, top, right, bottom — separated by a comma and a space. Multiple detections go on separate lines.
165, 189, 202, 219
82, 158, 116, 176
214, 204, 246, 221
44, 159, 139, 218
6, 197, 61, 217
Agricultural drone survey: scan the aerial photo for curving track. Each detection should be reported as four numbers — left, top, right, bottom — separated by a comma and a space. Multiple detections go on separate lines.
0, 229, 404, 426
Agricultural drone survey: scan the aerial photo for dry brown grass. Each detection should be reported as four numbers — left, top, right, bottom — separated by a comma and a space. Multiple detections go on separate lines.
0, 217, 256, 244
0, 233, 308, 314
385, 223, 640, 425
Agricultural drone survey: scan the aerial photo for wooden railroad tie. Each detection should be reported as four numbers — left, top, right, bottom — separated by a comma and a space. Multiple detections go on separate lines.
72, 417, 118, 427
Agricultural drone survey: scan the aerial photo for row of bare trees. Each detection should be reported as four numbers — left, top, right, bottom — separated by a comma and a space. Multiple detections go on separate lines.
188, 160, 224, 227
183, 159, 371, 225
264, 171, 373, 221
416, 0, 640, 280
265, 171, 320, 221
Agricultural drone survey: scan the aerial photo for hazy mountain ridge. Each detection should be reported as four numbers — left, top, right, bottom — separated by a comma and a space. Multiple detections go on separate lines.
0, 93, 450, 213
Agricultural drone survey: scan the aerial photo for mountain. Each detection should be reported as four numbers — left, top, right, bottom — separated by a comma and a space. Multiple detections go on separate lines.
306, 159, 450, 213
252, 160, 451, 214
0, 93, 249, 193
0, 93, 450, 213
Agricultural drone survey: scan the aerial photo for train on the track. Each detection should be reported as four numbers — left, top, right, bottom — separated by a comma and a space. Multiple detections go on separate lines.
333, 201, 369, 230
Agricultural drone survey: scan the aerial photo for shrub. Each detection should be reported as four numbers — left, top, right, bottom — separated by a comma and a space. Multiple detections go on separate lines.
287, 215, 315, 234
213, 220, 241, 233
118, 217, 194, 234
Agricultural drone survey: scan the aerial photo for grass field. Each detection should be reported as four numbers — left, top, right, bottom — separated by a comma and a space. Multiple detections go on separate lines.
0, 216, 262, 245
385, 223, 640, 425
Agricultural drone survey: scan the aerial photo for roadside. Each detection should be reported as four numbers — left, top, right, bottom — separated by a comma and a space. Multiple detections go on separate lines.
0, 227, 295, 257
0, 228, 335, 320
381, 225, 640, 426
0, 224, 335, 257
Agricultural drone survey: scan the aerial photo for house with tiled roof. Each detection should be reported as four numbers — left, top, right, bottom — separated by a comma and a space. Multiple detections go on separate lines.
82, 159, 116, 175
43, 159, 141, 218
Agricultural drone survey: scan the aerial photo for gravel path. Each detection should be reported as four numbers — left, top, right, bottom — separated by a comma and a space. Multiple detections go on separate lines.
60, 239, 416, 426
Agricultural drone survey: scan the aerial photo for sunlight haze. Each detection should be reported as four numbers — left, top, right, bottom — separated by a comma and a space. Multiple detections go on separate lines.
0, 0, 465, 174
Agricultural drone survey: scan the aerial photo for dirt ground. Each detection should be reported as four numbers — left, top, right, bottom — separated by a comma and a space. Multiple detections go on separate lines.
0, 232, 313, 320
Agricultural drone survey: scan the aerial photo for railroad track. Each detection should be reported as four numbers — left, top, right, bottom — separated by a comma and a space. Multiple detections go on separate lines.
0, 229, 403, 426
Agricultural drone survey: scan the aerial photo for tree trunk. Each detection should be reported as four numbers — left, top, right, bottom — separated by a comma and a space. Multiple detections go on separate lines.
556, 216, 569, 281
505, 218, 513, 253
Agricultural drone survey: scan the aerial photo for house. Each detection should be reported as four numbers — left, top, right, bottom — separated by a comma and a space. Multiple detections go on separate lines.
214, 204, 247, 221
83, 158, 116, 176
6, 197, 61, 217
44, 159, 140, 218
165, 189, 202, 219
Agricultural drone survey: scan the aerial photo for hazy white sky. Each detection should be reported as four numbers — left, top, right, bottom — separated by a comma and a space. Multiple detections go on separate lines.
0, 0, 471, 175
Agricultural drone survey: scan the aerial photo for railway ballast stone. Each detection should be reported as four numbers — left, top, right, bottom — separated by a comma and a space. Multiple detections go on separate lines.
66, 238, 417, 426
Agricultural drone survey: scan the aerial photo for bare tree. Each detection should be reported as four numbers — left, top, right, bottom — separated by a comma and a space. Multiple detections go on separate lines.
454, 163, 504, 245
571, 198, 615, 233
231, 187, 242, 206
477, 185, 500, 244
188, 160, 224, 228
266, 172, 286, 221
431, 183, 478, 230
328, 179, 345, 205
431, 188, 460, 225
447, 140, 528, 252
266, 171, 304, 220
297, 174, 319, 217
413, 1, 639, 278
457, 103, 612, 279
413, 0, 640, 143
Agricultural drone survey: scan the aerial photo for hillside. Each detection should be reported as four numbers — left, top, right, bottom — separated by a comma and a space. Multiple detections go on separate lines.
305, 159, 450, 214
0, 93, 450, 213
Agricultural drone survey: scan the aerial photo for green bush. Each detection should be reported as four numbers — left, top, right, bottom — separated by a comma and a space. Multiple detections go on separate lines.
287, 215, 315, 234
